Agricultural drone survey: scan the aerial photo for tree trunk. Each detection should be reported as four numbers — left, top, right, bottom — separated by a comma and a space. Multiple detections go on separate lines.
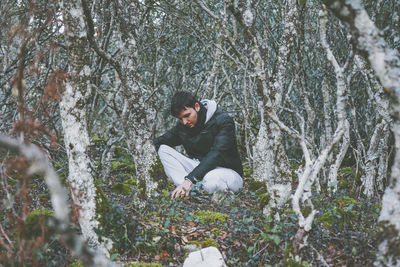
252, 0, 298, 214
61, 1, 111, 254
119, 35, 158, 196
82, 0, 158, 196
0, 135, 116, 266
322, 0, 400, 265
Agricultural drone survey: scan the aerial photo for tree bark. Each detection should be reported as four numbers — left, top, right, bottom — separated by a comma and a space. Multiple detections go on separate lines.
61, 0, 111, 254
322, 0, 400, 265
0, 135, 117, 266
251, 0, 298, 214
82, 0, 158, 196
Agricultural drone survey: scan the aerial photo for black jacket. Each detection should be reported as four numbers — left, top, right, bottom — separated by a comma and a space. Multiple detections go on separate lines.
153, 107, 243, 184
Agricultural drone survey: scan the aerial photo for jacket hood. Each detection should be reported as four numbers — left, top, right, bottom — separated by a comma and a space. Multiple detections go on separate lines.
201, 99, 217, 124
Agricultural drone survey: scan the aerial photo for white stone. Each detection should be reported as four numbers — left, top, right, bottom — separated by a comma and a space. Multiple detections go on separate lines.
183, 247, 227, 267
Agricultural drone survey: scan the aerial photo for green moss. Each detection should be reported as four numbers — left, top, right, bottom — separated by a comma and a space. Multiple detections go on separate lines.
25, 209, 54, 239
138, 177, 147, 199
91, 135, 108, 143
194, 210, 228, 223
259, 193, 270, 209
247, 179, 267, 192
94, 180, 138, 253
301, 205, 312, 218
188, 238, 218, 248
284, 208, 295, 216
94, 180, 112, 228
125, 178, 137, 185
370, 203, 382, 215
122, 262, 162, 267
111, 183, 132, 195
246, 178, 269, 209
283, 245, 310, 267
211, 228, 222, 235
111, 161, 135, 171
67, 261, 84, 267
243, 165, 253, 178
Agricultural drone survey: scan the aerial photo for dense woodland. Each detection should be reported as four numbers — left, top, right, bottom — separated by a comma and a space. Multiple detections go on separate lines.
1, 0, 400, 266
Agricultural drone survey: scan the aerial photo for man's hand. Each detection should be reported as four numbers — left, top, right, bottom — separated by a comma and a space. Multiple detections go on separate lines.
171, 179, 192, 199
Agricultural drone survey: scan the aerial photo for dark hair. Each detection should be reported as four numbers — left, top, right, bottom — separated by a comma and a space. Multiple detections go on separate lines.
170, 91, 198, 117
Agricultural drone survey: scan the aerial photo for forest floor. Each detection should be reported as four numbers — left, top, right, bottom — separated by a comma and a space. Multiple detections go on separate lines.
4, 149, 381, 266
90, 162, 380, 267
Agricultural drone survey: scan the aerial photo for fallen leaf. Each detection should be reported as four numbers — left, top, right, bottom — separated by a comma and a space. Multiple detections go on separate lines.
220, 232, 228, 240
160, 250, 168, 259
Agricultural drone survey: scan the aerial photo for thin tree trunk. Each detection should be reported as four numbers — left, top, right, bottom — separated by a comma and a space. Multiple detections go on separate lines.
322, 1, 400, 265
82, 0, 158, 196
61, 1, 111, 254
251, 0, 298, 213
0, 135, 117, 266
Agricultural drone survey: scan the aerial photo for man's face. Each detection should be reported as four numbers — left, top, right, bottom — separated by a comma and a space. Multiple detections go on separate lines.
177, 103, 200, 128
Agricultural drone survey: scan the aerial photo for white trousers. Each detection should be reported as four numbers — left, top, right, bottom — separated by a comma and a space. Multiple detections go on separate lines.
158, 145, 243, 193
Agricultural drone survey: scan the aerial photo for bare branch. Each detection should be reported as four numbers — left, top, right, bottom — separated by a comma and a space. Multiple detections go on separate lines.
195, 0, 220, 20
0, 135, 118, 266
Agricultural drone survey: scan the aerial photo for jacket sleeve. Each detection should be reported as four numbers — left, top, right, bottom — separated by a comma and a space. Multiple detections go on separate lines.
153, 125, 182, 152
186, 116, 236, 183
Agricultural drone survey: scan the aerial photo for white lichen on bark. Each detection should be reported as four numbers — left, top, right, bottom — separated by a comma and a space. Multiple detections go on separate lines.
117, 19, 158, 195
263, 8, 351, 249
322, 0, 400, 265
0, 135, 117, 266
61, 0, 112, 255
319, 9, 351, 193
252, 0, 298, 214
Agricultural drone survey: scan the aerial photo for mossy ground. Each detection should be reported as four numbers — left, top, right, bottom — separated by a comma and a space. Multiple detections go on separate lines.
11, 147, 380, 266
93, 175, 378, 266
25, 208, 54, 239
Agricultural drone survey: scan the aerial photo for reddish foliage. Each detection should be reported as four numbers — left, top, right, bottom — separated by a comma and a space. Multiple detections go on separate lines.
4, 157, 30, 182
13, 118, 44, 140
43, 69, 67, 102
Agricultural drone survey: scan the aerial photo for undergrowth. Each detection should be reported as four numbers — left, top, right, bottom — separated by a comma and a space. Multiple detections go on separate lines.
0, 140, 380, 266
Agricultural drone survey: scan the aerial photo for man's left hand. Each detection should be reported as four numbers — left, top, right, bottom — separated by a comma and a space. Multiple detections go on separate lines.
171, 179, 192, 199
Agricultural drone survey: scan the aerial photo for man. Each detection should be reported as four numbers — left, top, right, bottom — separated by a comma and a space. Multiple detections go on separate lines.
153, 91, 243, 199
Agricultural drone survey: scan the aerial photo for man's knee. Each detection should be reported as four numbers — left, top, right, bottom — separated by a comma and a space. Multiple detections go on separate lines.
158, 144, 173, 155
202, 180, 221, 193
202, 171, 227, 193
202, 168, 243, 193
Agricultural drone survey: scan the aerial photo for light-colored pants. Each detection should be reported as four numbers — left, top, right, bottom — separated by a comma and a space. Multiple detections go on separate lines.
158, 145, 243, 193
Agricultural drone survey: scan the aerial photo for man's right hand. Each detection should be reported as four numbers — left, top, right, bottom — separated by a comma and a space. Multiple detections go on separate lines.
171, 179, 192, 199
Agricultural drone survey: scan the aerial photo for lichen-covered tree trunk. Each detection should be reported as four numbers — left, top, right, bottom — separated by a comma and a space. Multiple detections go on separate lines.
322, 0, 400, 265
319, 8, 351, 193
252, 0, 298, 213
253, 109, 291, 216
353, 55, 392, 196
60, 1, 111, 254
361, 121, 386, 197
0, 135, 116, 266
117, 5, 158, 195
82, 0, 158, 196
